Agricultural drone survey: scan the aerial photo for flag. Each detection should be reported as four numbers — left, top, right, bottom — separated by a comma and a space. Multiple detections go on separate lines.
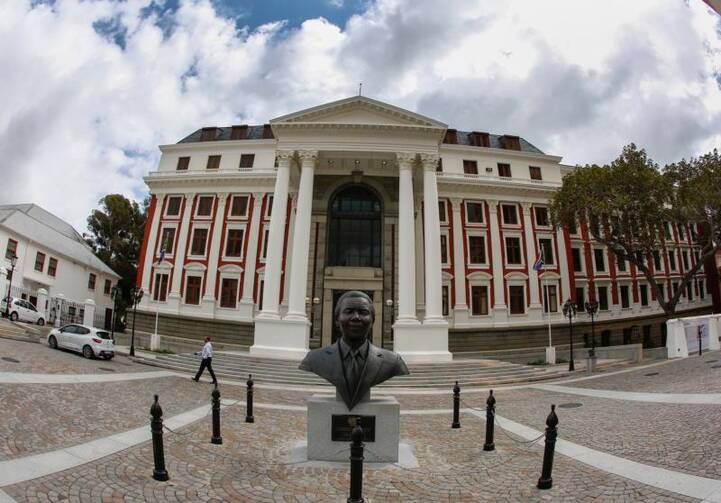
158, 249, 166, 263
533, 246, 545, 272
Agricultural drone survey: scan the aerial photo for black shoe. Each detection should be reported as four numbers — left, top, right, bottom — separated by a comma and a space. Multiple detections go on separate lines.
191, 377, 199, 382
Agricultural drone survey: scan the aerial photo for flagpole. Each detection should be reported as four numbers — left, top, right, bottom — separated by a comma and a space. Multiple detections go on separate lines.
153, 248, 165, 345
546, 280, 552, 347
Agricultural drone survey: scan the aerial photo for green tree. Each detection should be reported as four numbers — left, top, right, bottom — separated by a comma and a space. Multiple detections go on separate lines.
85, 194, 148, 320
550, 144, 720, 316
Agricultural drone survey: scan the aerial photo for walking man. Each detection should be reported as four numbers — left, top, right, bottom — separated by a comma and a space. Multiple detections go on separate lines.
193, 336, 217, 384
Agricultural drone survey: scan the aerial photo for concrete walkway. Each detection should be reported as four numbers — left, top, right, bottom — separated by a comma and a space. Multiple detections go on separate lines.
532, 383, 721, 404
0, 370, 177, 384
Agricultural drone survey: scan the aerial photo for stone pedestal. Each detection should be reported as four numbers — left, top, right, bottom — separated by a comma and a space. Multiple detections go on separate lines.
306, 394, 400, 462
545, 346, 556, 365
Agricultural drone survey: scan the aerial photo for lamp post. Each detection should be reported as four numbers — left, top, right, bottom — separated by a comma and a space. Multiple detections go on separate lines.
129, 286, 144, 357
4, 254, 17, 318
110, 284, 121, 341
562, 299, 576, 371
584, 300, 599, 358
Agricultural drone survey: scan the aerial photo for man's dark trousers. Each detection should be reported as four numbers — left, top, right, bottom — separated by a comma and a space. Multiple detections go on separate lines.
194, 357, 217, 383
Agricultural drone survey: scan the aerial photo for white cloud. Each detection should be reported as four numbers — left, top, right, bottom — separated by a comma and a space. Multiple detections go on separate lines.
0, 0, 719, 231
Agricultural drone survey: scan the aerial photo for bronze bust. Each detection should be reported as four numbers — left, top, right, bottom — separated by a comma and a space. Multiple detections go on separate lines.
299, 291, 409, 410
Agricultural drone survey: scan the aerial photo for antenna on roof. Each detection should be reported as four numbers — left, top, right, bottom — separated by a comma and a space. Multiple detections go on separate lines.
358, 82, 362, 96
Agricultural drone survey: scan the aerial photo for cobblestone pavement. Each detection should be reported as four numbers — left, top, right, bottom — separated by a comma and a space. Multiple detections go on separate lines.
0, 338, 153, 374
571, 353, 721, 393
3, 410, 696, 502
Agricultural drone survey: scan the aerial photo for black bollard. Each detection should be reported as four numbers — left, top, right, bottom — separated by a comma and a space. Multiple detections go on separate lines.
483, 389, 496, 451
211, 385, 223, 445
245, 374, 254, 423
150, 394, 169, 481
347, 422, 365, 503
537, 404, 559, 490
452, 381, 461, 429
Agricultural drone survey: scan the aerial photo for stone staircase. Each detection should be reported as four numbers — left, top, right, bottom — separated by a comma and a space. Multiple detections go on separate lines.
133, 351, 630, 388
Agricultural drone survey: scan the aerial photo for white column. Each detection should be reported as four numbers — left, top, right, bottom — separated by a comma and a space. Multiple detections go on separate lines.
280, 192, 298, 312
395, 153, 419, 325
521, 202, 542, 309
83, 299, 96, 327
450, 198, 468, 313
487, 200, 508, 323
0, 268, 6, 308
286, 150, 317, 321
140, 194, 165, 298
556, 226, 571, 303
241, 193, 265, 306
256, 152, 292, 319
414, 195, 425, 316
421, 154, 446, 324
168, 192, 195, 301
37, 288, 49, 318
203, 193, 228, 304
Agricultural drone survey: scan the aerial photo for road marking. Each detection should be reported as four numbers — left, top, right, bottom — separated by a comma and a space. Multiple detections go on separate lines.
0, 370, 177, 384
531, 383, 721, 404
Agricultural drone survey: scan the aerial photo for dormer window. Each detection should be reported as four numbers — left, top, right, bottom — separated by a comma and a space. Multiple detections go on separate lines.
199, 127, 217, 141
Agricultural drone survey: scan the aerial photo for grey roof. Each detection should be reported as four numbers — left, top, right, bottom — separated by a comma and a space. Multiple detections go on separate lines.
178, 126, 268, 143
0, 204, 119, 278
453, 131, 544, 154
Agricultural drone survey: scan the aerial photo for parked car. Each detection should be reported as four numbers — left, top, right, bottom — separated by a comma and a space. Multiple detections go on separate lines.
1, 297, 45, 325
47, 324, 114, 359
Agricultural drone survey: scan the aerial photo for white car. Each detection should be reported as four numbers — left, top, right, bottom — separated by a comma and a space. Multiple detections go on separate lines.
47, 324, 115, 359
1, 297, 45, 325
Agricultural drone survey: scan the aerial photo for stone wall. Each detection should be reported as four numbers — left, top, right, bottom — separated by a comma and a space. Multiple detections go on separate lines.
128, 310, 253, 346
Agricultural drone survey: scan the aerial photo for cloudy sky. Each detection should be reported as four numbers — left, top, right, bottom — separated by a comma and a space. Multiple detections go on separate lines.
1, 0, 720, 231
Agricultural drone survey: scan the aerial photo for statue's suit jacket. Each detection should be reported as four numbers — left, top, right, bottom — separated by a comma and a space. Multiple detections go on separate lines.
299, 341, 409, 410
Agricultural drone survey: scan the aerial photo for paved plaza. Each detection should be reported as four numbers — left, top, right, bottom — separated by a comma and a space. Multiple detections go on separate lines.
2, 338, 721, 502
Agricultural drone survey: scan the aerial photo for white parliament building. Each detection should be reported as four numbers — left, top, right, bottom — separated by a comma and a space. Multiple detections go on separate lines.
133, 96, 715, 361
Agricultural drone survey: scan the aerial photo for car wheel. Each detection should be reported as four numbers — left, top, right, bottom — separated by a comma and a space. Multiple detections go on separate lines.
9, 312, 18, 322
48, 335, 58, 349
82, 345, 94, 359
37, 318, 45, 326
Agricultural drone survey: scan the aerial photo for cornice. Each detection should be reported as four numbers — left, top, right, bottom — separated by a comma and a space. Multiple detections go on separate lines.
439, 143, 563, 163
144, 170, 278, 189
159, 139, 277, 152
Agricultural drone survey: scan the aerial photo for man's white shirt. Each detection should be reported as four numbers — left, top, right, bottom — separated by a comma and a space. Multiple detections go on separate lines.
201, 341, 213, 359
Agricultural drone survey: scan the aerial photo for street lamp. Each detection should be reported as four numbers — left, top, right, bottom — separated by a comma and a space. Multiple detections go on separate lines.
4, 254, 17, 318
110, 284, 121, 341
129, 286, 144, 357
562, 299, 576, 371
584, 300, 599, 358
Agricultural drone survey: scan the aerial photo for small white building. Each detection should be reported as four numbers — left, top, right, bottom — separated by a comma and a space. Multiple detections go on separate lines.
0, 204, 120, 327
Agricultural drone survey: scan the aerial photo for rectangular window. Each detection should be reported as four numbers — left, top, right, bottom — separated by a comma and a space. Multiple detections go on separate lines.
471, 285, 489, 315
501, 204, 518, 225
160, 227, 176, 254
468, 235, 486, 264
575, 287, 585, 311
199, 127, 217, 141
34, 252, 45, 272
239, 154, 255, 169
166, 196, 182, 217
653, 251, 661, 271
539, 238, 554, 265
442, 285, 449, 316
185, 276, 202, 305
668, 250, 676, 271
190, 228, 209, 256
153, 273, 169, 301
463, 160, 478, 175
543, 285, 558, 313
5, 238, 17, 259
686, 282, 693, 301
48, 257, 58, 277
700, 281, 705, 299
568, 218, 578, 235
682, 251, 689, 270
436, 158, 443, 172
617, 256, 627, 272
677, 225, 685, 241
465, 202, 484, 224
230, 195, 249, 217
104, 279, 112, 295
505, 237, 522, 264
663, 222, 671, 240
88, 273, 96, 290
535, 207, 549, 227
497, 163, 512, 177
438, 200, 447, 223
594, 249, 606, 272
225, 229, 245, 258
220, 278, 239, 308
529, 166, 542, 180
176, 157, 190, 171
261, 228, 269, 259
440, 235, 449, 264
509, 285, 525, 314
658, 284, 665, 301
598, 286, 609, 311
266, 196, 273, 217
206, 155, 221, 170
572, 248, 583, 272
672, 282, 679, 296
620, 285, 630, 308
197, 196, 214, 216
640, 284, 649, 306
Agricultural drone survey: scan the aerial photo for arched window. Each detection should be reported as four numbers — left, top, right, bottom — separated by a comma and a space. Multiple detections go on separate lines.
327, 185, 382, 267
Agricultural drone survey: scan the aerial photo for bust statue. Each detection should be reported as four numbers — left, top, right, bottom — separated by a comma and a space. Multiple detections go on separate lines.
299, 291, 409, 410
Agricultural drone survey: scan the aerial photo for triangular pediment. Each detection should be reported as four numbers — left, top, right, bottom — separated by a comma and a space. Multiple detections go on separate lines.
270, 96, 447, 129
